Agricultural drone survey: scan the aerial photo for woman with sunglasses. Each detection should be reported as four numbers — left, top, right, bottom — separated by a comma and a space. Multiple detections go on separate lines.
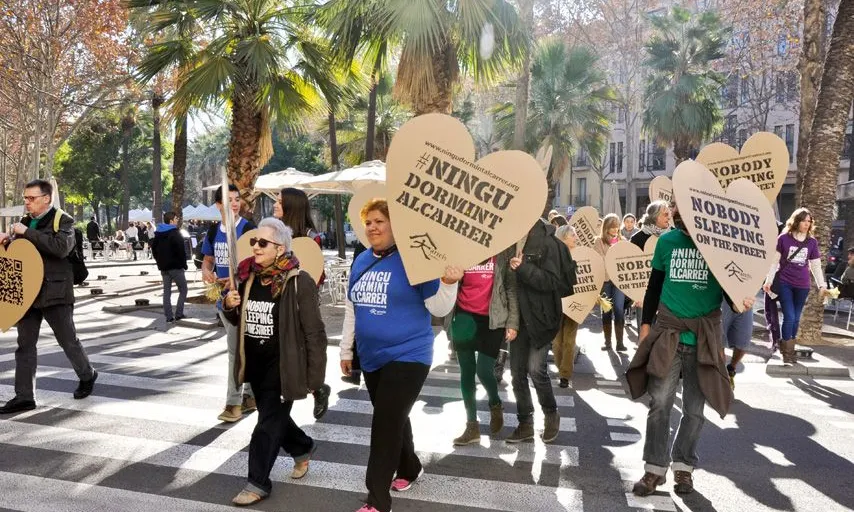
340, 199, 462, 512
222, 217, 328, 507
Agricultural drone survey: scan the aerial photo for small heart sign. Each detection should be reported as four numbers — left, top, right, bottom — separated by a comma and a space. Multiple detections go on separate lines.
237, 229, 258, 263
562, 246, 607, 323
604, 237, 658, 303
385, 114, 547, 285
347, 183, 387, 248
696, 131, 789, 204
672, 160, 777, 311
649, 176, 673, 204
569, 206, 600, 248
291, 237, 324, 284
0, 239, 44, 332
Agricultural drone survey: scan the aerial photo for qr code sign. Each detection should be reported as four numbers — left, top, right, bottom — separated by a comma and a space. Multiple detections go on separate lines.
0, 256, 24, 306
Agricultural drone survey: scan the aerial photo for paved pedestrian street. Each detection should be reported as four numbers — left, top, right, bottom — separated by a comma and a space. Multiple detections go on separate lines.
1, 269, 853, 512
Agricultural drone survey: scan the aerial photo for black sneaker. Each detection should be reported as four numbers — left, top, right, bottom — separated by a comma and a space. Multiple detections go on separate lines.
166, 317, 175, 323
73, 370, 98, 399
0, 396, 36, 414
176, 314, 187, 321
559, 378, 569, 388
726, 364, 736, 390
313, 384, 331, 419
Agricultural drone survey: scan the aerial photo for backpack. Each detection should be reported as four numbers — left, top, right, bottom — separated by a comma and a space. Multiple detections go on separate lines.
52, 209, 89, 285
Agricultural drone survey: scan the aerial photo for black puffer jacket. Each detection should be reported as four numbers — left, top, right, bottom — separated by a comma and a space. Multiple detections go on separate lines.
514, 219, 564, 347
19, 208, 75, 309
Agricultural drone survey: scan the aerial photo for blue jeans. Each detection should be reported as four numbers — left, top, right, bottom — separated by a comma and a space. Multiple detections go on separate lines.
161, 269, 187, 320
602, 281, 625, 325
509, 327, 557, 423
778, 282, 810, 340
721, 299, 752, 350
643, 343, 705, 475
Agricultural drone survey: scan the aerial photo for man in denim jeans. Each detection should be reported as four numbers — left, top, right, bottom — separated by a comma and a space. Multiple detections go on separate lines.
505, 219, 566, 444
626, 205, 750, 496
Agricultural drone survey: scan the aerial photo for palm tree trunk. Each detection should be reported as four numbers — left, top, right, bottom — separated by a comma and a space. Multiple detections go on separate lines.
171, 115, 188, 222
365, 55, 382, 161
795, 0, 854, 346
227, 83, 264, 215
673, 138, 691, 165
795, 0, 828, 203
120, 109, 135, 230
413, 39, 456, 116
512, 0, 533, 151
151, 94, 163, 221
328, 110, 346, 259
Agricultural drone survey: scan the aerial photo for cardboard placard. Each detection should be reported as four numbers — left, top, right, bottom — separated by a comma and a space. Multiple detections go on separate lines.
236, 229, 258, 263
604, 237, 658, 303
569, 206, 600, 248
0, 239, 44, 332
347, 183, 387, 247
385, 113, 547, 285
696, 131, 789, 204
562, 246, 607, 323
672, 161, 777, 311
291, 237, 324, 284
649, 176, 673, 204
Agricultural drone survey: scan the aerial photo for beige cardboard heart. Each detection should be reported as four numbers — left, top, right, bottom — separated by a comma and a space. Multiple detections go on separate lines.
696, 131, 789, 204
672, 160, 777, 311
562, 246, 607, 323
291, 237, 324, 284
569, 206, 600, 248
604, 237, 658, 303
649, 176, 673, 204
347, 183, 387, 248
385, 114, 547, 285
236, 229, 258, 263
0, 239, 44, 332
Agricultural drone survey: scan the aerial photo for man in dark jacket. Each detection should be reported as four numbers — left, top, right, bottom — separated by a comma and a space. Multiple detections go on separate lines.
505, 218, 564, 444
151, 211, 189, 322
86, 216, 100, 241
0, 180, 97, 414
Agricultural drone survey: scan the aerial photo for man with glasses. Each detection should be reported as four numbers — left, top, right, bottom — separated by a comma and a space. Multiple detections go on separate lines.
202, 184, 257, 422
0, 180, 97, 414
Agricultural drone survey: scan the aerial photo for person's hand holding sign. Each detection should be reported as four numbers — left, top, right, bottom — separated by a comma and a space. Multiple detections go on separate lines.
441, 266, 464, 285
223, 290, 241, 310
509, 255, 523, 271
742, 296, 756, 311
505, 328, 518, 342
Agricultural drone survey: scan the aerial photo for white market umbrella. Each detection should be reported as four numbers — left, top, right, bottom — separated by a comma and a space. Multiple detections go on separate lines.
298, 160, 386, 194
602, 180, 622, 218
254, 168, 315, 196
182, 205, 198, 219
192, 204, 222, 221
128, 209, 153, 222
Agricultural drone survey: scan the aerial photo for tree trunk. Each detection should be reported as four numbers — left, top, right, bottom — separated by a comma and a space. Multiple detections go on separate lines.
365, 59, 381, 161
151, 94, 164, 222
171, 115, 188, 223
512, 0, 533, 151
120, 110, 135, 231
673, 138, 691, 165
329, 110, 346, 259
796, 0, 854, 346
227, 83, 264, 214
412, 39, 456, 116
795, 0, 827, 203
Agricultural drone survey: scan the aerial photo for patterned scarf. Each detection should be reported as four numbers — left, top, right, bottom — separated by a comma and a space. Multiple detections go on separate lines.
237, 251, 300, 298
642, 223, 669, 238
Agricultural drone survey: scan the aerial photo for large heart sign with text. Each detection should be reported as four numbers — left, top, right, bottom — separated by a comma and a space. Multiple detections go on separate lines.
672, 161, 777, 311
649, 176, 673, 204
569, 206, 600, 248
696, 132, 789, 204
386, 114, 547, 285
0, 239, 44, 332
562, 246, 607, 323
348, 183, 387, 247
291, 237, 324, 284
604, 237, 658, 303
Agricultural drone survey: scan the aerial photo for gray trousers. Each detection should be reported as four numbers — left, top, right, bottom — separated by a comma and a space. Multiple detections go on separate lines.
643, 343, 706, 476
218, 309, 253, 405
15, 304, 95, 401
161, 269, 188, 320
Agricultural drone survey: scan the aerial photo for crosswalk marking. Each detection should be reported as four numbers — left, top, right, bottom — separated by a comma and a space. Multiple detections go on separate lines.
625, 492, 678, 511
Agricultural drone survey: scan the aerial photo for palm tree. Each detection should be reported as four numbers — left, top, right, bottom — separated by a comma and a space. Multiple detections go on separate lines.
319, 0, 526, 116
129, 0, 343, 213
641, 6, 728, 164
795, 0, 854, 346
494, 41, 616, 211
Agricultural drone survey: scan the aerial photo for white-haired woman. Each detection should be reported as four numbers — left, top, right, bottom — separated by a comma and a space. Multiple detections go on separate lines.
223, 217, 328, 506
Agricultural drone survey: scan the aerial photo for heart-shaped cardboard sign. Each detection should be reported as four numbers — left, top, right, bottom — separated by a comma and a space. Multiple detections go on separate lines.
291, 237, 324, 284
562, 246, 607, 323
237, 229, 258, 263
569, 206, 600, 248
0, 239, 44, 332
348, 183, 387, 248
385, 114, 547, 285
672, 160, 777, 311
696, 131, 789, 204
649, 176, 673, 204
604, 237, 658, 303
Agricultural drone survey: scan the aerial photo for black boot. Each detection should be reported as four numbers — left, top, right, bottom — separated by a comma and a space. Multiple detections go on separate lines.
615, 322, 627, 352
601, 322, 612, 351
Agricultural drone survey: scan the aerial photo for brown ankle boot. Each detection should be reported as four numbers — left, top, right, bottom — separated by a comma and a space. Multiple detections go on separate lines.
781, 339, 797, 365
489, 403, 504, 436
602, 322, 612, 350
615, 322, 627, 352
453, 421, 481, 446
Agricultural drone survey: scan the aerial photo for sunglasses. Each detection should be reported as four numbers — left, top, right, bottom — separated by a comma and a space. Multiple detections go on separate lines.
250, 237, 281, 249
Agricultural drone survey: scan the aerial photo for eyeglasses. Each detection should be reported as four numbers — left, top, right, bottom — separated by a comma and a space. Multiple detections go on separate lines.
22, 194, 47, 202
250, 237, 281, 249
